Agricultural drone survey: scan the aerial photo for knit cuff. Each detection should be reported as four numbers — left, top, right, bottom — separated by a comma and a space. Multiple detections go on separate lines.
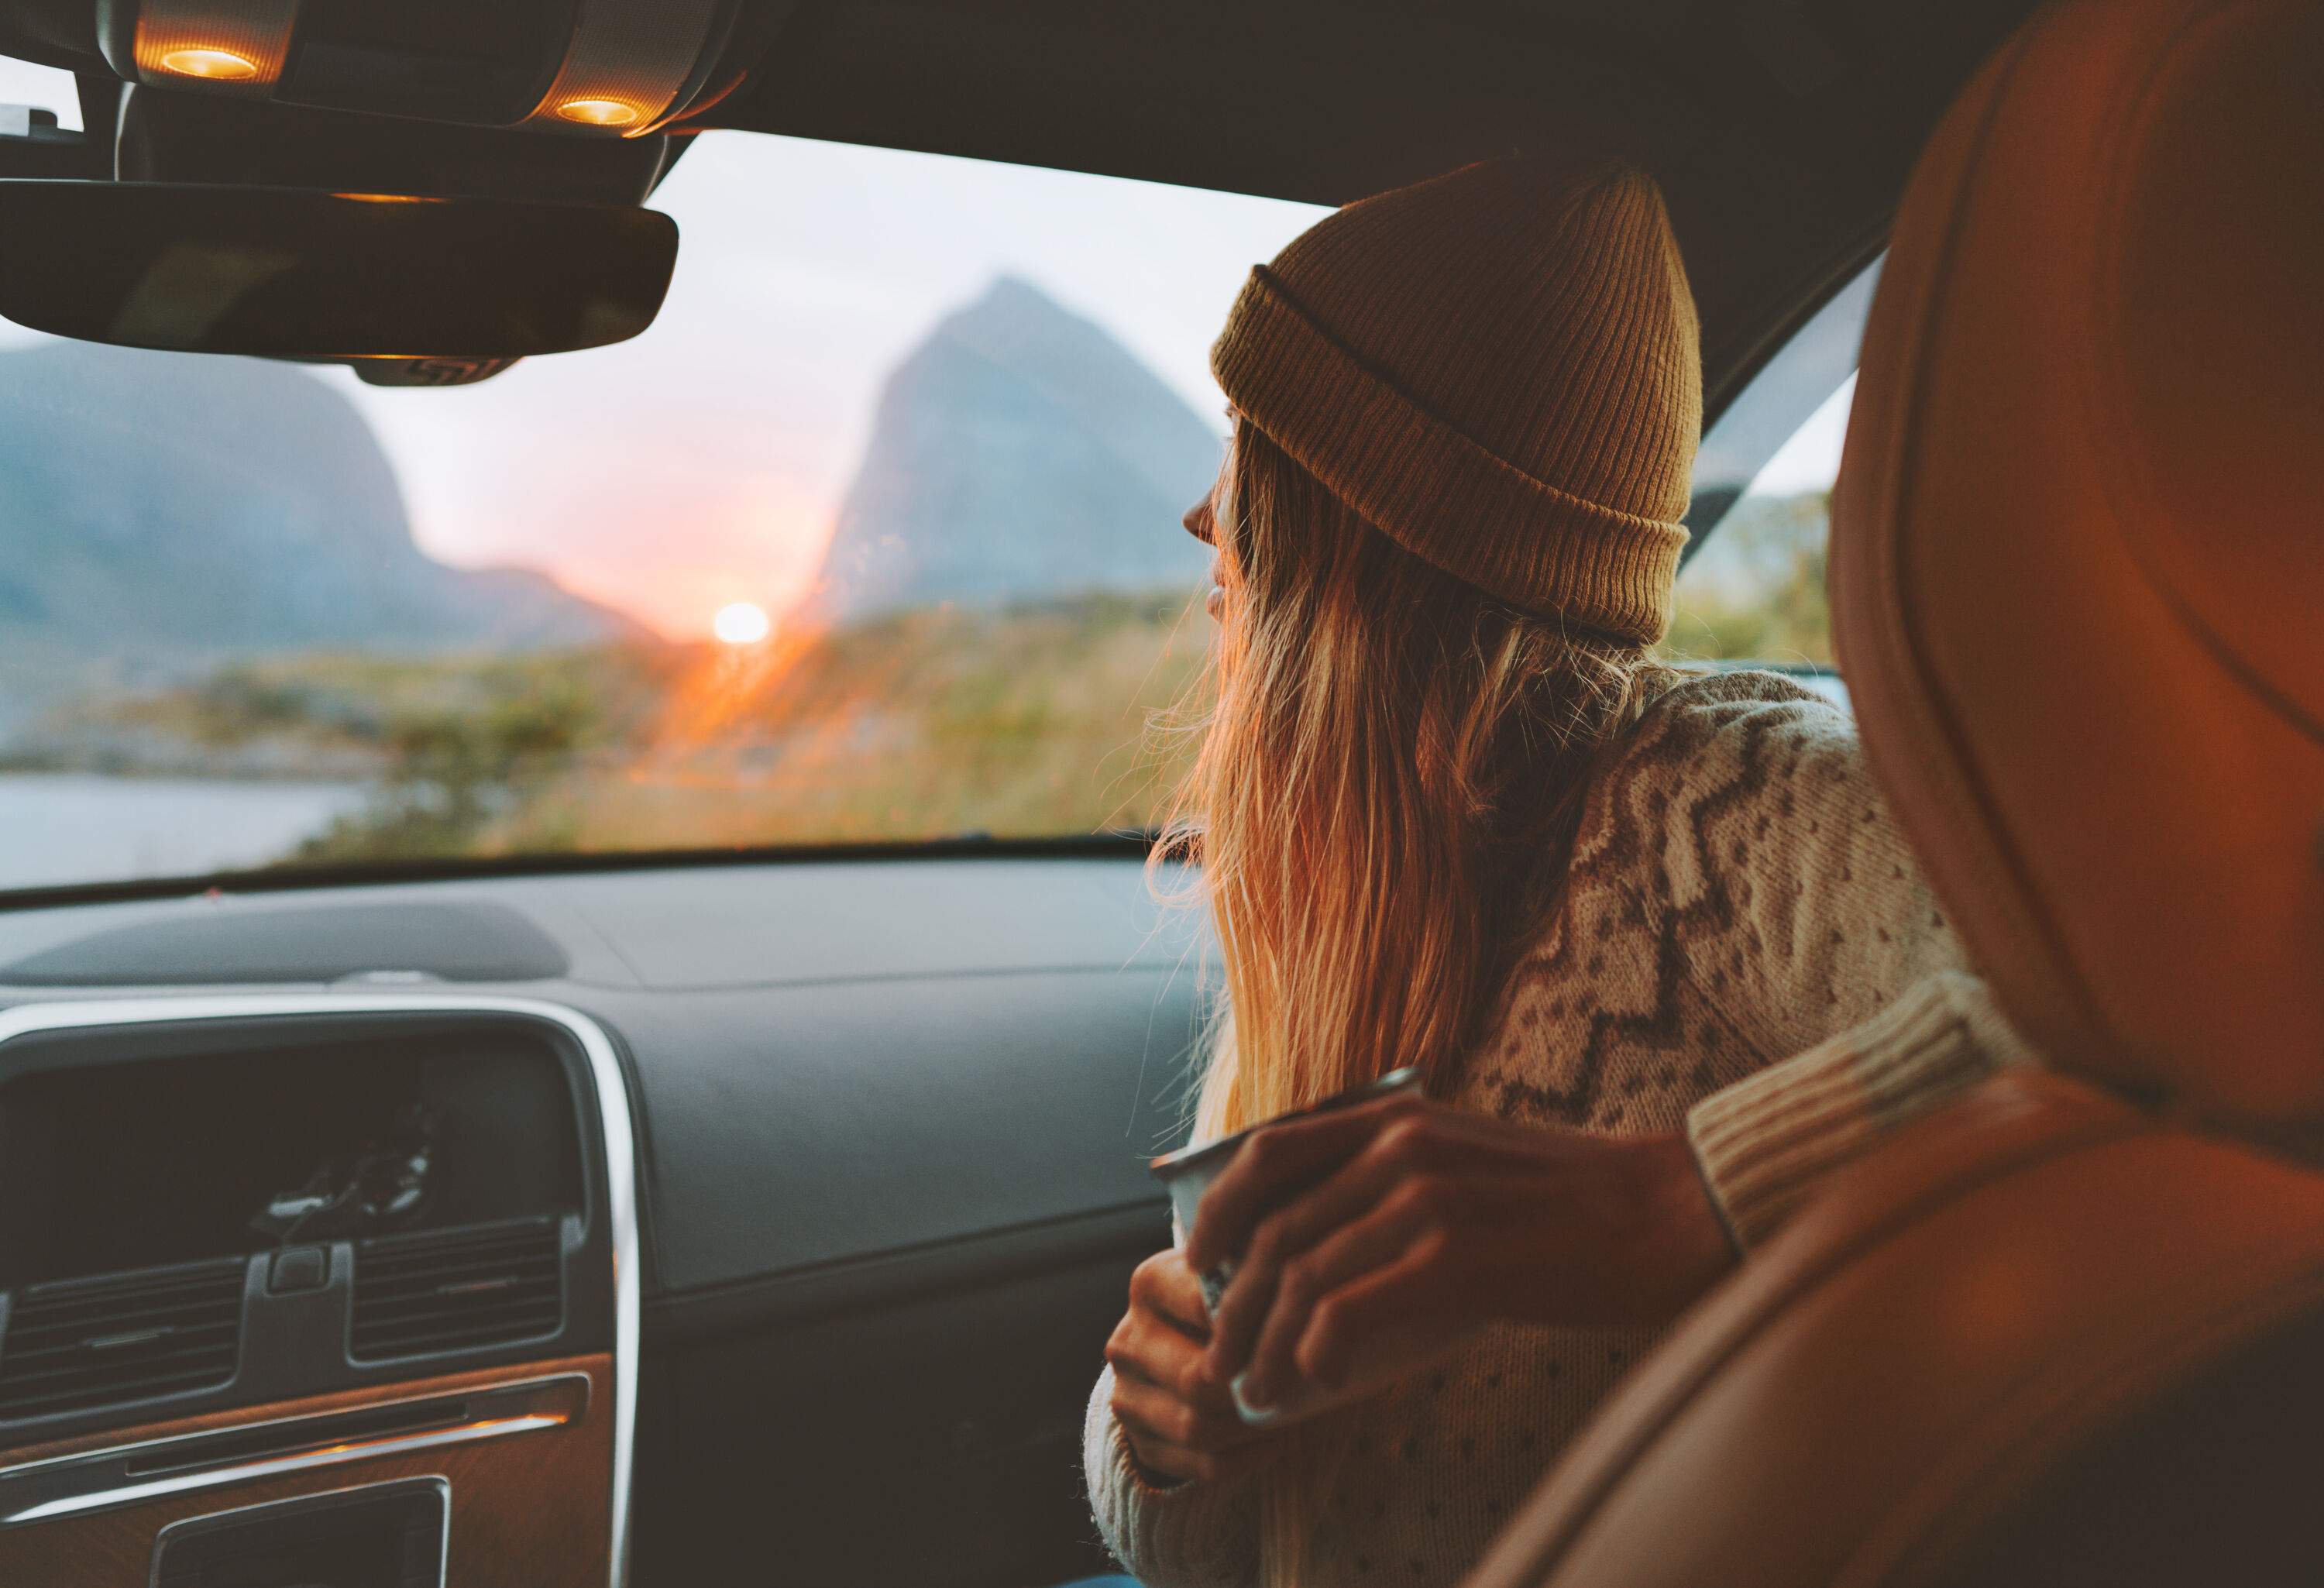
1686, 972, 2039, 1249
1083, 1366, 1262, 1588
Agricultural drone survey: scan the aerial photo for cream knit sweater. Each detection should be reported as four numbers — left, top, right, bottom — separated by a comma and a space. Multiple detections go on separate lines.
1084, 669, 2034, 1588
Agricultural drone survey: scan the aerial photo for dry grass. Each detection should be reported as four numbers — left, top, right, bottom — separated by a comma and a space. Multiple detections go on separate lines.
331, 586, 1216, 858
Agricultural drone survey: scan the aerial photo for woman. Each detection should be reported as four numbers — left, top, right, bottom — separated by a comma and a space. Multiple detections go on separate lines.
1081, 156, 2026, 1588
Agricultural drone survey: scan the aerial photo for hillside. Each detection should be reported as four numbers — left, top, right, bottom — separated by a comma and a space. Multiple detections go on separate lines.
22, 587, 1213, 860
483, 588, 1212, 854
0, 340, 641, 727
810, 277, 1219, 619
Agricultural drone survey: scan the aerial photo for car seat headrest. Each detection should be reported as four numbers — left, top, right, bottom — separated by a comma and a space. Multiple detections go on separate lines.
1828, 0, 2324, 1122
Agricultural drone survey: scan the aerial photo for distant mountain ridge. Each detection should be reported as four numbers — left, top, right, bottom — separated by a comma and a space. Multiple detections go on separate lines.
810, 276, 1219, 620
0, 340, 640, 727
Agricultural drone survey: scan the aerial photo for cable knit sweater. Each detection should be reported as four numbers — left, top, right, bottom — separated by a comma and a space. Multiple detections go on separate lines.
1084, 669, 2033, 1588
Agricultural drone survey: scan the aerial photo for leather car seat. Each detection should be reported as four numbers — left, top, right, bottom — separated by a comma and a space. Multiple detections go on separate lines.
1462, 0, 2324, 1583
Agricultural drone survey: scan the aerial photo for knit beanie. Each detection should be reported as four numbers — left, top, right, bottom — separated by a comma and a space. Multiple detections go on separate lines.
1210, 156, 1700, 644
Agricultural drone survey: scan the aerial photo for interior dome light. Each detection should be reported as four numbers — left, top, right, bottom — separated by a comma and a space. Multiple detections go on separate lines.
554, 97, 643, 128
156, 46, 260, 81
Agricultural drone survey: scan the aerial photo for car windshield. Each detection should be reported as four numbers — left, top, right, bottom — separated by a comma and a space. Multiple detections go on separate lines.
0, 123, 1325, 892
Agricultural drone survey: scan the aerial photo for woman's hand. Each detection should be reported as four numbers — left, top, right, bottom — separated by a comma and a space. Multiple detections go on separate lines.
1105, 1249, 1281, 1484
1183, 1096, 1734, 1414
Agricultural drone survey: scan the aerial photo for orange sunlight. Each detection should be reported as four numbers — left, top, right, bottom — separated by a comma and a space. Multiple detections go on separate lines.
712, 601, 772, 644
532, 475, 838, 641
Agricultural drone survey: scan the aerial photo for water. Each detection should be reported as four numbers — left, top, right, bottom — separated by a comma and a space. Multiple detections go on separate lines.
0, 774, 370, 891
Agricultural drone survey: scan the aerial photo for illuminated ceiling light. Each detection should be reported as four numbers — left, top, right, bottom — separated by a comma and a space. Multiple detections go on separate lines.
132, 0, 297, 89
554, 97, 643, 129
523, 0, 725, 132
156, 46, 260, 80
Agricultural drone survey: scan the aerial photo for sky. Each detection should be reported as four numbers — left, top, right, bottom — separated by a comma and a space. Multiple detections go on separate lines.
0, 56, 81, 129
1746, 374, 1854, 498
319, 134, 1325, 638
1, 50, 1854, 638
1, 50, 1322, 638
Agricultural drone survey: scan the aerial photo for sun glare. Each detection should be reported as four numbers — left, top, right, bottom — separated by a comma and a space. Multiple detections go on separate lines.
712, 601, 772, 646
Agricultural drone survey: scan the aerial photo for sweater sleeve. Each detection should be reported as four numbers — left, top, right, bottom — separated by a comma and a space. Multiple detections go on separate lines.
1686, 971, 2041, 1248
1646, 678, 2035, 1249
1084, 1365, 1263, 1588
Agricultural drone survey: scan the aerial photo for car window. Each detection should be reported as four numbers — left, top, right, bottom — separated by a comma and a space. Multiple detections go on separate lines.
0, 55, 81, 130
1663, 260, 1879, 675
0, 125, 1325, 891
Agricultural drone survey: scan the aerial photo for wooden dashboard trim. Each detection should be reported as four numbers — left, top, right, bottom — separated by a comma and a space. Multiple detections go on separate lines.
0, 1370, 591, 1526
0, 1353, 612, 1586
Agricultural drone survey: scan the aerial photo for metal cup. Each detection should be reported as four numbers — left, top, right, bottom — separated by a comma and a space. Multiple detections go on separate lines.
1148, 1067, 1425, 1424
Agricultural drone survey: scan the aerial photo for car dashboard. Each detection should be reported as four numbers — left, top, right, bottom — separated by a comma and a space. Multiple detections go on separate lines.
0, 855, 1202, 1586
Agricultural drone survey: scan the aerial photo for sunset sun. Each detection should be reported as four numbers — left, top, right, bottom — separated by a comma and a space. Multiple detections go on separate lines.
712, 601, 772, 645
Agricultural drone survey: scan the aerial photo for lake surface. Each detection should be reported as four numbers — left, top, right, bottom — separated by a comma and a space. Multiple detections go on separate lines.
0, 775, 370, 890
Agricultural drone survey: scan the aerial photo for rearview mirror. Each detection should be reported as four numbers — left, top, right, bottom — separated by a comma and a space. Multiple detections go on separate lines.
0, 180, 678, 359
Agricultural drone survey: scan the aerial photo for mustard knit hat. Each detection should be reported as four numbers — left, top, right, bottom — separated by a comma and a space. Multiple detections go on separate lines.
1211, 157, 1701, 644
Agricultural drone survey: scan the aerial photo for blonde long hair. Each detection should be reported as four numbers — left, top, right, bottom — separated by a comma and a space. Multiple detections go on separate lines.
1155, 424, 1676, 1583
1162, 423, 1675, 1134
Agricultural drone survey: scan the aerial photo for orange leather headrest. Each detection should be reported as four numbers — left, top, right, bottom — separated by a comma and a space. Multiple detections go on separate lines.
1830, 0, 2324, 1122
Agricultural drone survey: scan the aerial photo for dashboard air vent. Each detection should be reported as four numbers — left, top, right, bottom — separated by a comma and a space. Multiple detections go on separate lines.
351, 1218, 563, 1361
0, 1258, 246, 1421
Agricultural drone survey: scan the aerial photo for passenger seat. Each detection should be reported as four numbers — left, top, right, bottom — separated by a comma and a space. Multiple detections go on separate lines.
1461, 0, 2324, 1582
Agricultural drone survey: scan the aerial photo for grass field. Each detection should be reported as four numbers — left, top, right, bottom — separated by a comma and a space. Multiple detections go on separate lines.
11, 490, 1831, 873
477, 587, 1215, 858
28, 586, 1215, 864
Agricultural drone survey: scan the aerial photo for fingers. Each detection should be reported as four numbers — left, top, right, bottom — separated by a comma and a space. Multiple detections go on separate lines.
1289, 1246, 1457, 1394
1129, 1249, 1213, 1339
1204, 1112, 1440, 1377
1108, 1308, 1236, 1415
1107, 1285, 1266, 1485
1109, 1363, 1254, 1459
1108, 1249, 1253, 1472
1184, 1095, 1426, 1274
1114, 1409, 1273, 1486
1236, 1184, 1452, 1410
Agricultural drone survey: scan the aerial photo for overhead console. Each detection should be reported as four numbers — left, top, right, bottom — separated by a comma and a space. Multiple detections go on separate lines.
0, 995, 638, 1588
2, 1, 772, 387
95, 0, 742, 135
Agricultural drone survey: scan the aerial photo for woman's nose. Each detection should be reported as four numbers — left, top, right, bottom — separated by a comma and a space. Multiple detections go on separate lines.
1183, 496, 1216, 544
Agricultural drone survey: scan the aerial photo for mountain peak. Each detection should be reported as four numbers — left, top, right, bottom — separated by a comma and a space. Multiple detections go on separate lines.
966, 273, 1057, 314
0, 339, 640, 728
810, 276, 1219, 620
